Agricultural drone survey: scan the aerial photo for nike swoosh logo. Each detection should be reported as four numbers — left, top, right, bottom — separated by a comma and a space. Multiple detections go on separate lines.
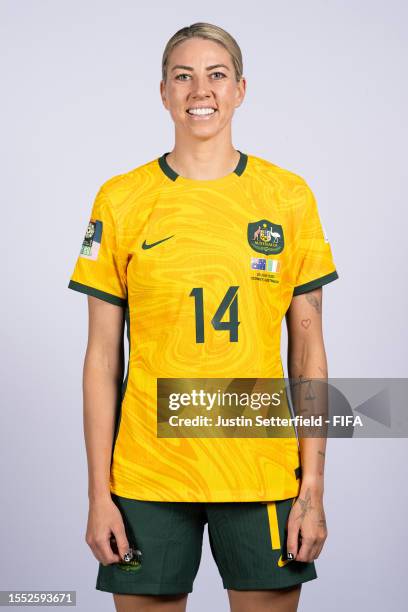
277, 554, 291, 567
141, 235, 175, 249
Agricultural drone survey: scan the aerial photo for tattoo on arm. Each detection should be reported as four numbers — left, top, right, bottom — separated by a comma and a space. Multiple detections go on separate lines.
305, 292, 321, 314
318, 450, 325, 475
317, 510, 327, 528
296, 487, 314, 521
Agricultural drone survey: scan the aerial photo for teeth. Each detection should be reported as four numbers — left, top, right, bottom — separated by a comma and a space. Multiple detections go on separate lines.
187, 108, 216, 115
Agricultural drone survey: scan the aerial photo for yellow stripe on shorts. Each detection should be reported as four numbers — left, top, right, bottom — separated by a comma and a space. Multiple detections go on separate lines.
266, 501, 281, 550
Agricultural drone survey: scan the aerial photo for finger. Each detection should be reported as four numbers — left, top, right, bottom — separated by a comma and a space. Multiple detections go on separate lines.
85, 533, 109, 565
307, 542, 320, 562
95, 533, 122, 565
313, 537, 326, 559
296, 536, 315, 562
111, 523, 131, 562
286, 521, 300, 559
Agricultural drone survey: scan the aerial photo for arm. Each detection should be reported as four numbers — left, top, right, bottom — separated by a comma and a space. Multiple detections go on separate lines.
83, 296, 130, 565
284, 287, 328, 562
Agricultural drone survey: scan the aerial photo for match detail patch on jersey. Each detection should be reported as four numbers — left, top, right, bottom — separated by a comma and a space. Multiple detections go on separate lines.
251, 258, 280, 273
248, 220, 284, 255
80, 218, 103, 260
250, 256, 281, 285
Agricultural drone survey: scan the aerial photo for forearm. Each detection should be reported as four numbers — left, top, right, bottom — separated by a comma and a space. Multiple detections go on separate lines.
288, 349, 328, 494
83, 347, 124, 504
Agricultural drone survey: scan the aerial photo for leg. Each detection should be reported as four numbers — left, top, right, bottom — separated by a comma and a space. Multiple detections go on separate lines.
113, 592, 188, 612
227, 584, 301, 612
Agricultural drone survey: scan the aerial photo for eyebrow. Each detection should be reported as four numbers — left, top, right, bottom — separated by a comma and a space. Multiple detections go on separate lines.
171, 64, 230, 72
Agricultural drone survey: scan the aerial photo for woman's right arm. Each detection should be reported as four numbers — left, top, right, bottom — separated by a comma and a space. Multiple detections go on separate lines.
83, 295, 130, 566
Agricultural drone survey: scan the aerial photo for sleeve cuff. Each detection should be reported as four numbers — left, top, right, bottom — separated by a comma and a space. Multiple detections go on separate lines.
68, 279, 127, 307
293, 270, 339, 296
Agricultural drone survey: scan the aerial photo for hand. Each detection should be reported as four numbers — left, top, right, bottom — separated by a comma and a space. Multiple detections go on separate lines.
286, 486, 327, 562
85, 497, 130, 566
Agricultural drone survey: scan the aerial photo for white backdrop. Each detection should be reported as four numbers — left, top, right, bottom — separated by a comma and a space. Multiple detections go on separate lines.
1, 0, 407, 610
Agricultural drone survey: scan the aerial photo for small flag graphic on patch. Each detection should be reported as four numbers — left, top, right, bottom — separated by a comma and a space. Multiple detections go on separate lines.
80, 219, 103, 260
251, 257, 266, 270
267, 259, 280, 273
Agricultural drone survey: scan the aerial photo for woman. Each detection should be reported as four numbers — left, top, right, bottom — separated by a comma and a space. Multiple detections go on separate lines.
68, 22, 339, 612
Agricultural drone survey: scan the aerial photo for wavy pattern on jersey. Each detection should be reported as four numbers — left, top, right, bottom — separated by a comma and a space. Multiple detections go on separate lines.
111, 376, 301, 501
110, 158, 302, 502
70, 153, 338, 502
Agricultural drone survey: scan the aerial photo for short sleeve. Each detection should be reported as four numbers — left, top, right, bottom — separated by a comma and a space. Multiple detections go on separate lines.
293, 183, 339, 296
67, 185, 128, 306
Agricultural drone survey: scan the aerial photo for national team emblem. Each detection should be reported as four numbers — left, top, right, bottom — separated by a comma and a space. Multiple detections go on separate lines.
110, 536, 143, 572
117, 548, 143, 572
247, 219, 284, 255
80, 218, 103, 260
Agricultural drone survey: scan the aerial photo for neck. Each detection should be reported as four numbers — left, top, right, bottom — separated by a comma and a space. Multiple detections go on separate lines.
166, 131, 239, 180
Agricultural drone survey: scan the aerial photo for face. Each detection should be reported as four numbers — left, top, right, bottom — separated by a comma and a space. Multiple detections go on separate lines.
160, 37, 246, 140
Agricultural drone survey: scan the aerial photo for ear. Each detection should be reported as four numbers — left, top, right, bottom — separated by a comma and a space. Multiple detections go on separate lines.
235, 77, 246, 108
160, 80, 168, 109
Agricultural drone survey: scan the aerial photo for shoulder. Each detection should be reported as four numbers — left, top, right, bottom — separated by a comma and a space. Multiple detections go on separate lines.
97, 156, 165, 206
247, 153, 312, 196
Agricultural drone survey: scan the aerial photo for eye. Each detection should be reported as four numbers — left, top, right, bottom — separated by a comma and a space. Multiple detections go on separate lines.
175, 73, 191, 81
211, 71, 226, 79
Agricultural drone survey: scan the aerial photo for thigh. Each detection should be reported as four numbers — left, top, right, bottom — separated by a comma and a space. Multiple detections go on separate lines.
96, 494, 205, 596
206, 497, 317, 591
227, 584, 301, 612
113, 592, 188, 612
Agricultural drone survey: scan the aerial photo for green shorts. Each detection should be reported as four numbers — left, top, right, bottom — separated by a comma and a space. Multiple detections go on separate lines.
96, 494, 317, 595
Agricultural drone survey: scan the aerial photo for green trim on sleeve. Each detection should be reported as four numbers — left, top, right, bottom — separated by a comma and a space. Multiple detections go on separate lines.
68, 280, 127, 307
293, 270, 339, 296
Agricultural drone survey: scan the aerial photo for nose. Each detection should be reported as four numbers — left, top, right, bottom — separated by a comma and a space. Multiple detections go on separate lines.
190, 73, 211, 99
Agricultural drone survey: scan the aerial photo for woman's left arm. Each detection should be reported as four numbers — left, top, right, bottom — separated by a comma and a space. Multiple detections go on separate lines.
284, 287, 328, 562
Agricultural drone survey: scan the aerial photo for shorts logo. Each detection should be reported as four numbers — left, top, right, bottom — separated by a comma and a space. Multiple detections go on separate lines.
277, 553, 292, 567
80, 218, 103, 260
116, 548, 143, 572
247, 220, 284, 255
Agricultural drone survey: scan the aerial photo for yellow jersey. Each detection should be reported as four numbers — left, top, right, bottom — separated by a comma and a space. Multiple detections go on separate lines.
68, 150, 339, 502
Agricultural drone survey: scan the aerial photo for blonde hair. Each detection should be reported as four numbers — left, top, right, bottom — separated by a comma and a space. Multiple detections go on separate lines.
161, 22, 243, 83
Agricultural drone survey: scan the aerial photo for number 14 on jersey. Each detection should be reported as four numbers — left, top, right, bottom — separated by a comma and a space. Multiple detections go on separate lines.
190, 286, 240, 343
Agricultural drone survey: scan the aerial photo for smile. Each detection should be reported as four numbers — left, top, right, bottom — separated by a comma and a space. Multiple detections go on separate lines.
186, 107, 217, 119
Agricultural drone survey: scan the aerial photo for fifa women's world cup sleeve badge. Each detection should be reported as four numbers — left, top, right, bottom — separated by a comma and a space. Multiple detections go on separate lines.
79, 218, 103, 260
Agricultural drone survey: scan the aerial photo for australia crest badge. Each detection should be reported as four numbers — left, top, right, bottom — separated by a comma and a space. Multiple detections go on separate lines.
247, 219, 284, 255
